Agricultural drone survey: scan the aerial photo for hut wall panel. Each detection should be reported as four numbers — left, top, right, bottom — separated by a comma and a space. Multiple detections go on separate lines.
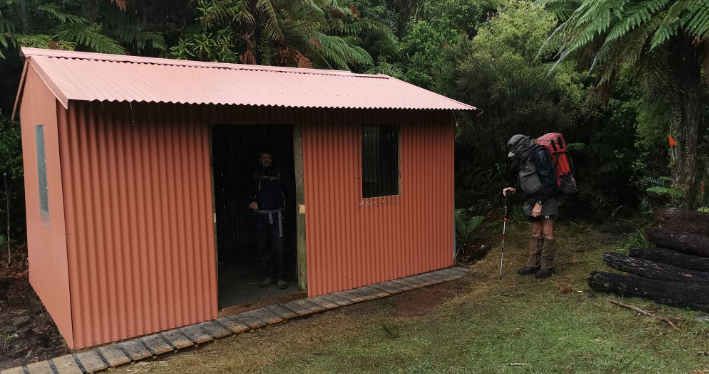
301, 109, 455, 296
19, 66, 74, 347
58, 102, 217, 349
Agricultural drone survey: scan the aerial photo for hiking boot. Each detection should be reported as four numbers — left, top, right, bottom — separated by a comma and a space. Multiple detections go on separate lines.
259, 277, 275, 288
535, 268, 556, 279
276, 279, 288, 289
518, 266, 541, 276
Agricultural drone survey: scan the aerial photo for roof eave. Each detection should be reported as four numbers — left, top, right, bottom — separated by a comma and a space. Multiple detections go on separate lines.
11, 59, 29, 121
12, 55, 71, 120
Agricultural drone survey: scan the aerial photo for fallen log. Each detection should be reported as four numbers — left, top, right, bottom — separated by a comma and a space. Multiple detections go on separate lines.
629, 248, 709, 273
654, 208, 709, 236
646, 228, 709, 258
603, 252, 709, 285
588, 271, 709, 312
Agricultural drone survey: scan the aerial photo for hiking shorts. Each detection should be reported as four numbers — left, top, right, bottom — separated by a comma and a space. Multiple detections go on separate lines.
523, 197, 558, 221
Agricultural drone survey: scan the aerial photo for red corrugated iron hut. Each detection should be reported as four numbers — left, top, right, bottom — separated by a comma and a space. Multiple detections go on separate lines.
13, 47, 477, 349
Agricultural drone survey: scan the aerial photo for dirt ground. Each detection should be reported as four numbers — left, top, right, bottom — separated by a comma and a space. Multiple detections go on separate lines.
0, 245, 69, 371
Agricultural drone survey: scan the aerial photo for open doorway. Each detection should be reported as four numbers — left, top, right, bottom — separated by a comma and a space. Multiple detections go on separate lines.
211, 125, 300, 309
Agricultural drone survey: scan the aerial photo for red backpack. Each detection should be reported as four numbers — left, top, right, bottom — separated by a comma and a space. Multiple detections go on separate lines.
535, 133, 578, 195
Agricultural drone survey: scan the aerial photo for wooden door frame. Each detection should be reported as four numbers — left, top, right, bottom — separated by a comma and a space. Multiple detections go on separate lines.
292, 124, 307, 291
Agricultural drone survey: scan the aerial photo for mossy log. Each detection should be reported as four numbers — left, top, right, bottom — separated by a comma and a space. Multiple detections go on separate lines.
603, 252, 709, 285
629, 247, 709, 273
588, 271, 709, 312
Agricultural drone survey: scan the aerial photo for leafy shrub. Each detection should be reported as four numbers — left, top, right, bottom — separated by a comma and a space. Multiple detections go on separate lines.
455, 209, 484, 260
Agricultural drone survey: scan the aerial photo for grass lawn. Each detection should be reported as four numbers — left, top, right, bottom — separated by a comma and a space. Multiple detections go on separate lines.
117, 221, 709, 374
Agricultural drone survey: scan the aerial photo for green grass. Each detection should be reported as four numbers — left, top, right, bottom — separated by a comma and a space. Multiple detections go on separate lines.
121, 222, 709, 374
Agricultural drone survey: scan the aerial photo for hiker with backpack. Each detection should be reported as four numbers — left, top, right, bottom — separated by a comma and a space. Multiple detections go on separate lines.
502, 134, 576, 279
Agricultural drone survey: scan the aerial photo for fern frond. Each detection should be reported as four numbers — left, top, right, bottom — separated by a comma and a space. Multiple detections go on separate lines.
683, 1, 709, 39
107, 28, 166, 51
308, 31, 373, 69
198, 0, 253, 27
599, 159, 626, 173
647, 186, 686, 198
585, 142, 617, 158
0, 18, 16, 34
256, 0, 284, 40
55, 24, 125, 54
605, 0, 670, 44
39, 4, 87, 24
302, 0, 326, 15
566, 142, 586, 151
15, 34, 52, 49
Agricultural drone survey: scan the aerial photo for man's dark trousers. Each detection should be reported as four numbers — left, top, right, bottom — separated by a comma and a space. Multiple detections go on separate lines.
253, 212, 285, 280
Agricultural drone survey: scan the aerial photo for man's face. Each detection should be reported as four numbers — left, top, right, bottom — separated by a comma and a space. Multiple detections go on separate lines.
260, 153, 272, 167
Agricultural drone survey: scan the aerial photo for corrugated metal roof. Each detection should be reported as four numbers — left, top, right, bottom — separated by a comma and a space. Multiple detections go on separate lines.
18, 47, 476, 112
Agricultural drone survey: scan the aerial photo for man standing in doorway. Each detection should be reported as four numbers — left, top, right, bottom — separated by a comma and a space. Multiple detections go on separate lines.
502, 135, 559, 279
249, 151, 295, 289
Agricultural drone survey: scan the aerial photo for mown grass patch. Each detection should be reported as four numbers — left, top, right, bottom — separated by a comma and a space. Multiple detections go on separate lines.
119, 222, 709, 374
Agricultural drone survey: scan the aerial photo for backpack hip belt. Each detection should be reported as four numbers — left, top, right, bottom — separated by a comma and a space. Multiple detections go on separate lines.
254, 208, 285, 237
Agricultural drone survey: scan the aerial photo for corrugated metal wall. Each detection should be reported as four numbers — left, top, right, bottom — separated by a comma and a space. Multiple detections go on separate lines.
302, 110, 455, 296
56, 101, 218, 349
43, 100, 452, 348
20, 65, 74, 347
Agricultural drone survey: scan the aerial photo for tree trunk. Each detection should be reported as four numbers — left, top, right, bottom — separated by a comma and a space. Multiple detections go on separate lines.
19, 0, 29, 32
603, 252, 709, 285
669, 32, 702, 207
653, 207, 709, 236
589, 271, 709, 312
646, 227, 709, 257
3, 173, 9, 266
630, 247, 709, 273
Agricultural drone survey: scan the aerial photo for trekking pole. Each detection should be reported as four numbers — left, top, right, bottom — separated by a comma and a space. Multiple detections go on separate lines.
499, 192, 510, 280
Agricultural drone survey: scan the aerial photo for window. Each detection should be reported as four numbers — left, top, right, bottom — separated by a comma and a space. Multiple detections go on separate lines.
36, 125, 49, 222
361, 125, 399, 198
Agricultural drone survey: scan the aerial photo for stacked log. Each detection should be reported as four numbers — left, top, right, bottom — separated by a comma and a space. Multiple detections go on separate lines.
588, 272, 709, 312
645, 228, 709, 257
602, 252, 709, 286
628, 248, 709, 273
653, 207, 709, 237
589, 208, 709, 312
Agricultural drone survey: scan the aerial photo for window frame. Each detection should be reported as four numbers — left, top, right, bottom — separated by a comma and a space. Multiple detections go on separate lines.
36, 125, 50, 224
360, 124, 401, 199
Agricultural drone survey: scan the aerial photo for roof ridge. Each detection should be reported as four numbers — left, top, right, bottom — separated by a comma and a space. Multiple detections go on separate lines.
21, 47, 390, 79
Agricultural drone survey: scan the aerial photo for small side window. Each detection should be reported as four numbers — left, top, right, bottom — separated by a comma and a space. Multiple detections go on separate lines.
362, 125, 399, 198
36, 125, 49, 223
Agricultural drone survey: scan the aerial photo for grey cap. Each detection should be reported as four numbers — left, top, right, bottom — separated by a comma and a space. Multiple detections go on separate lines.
507, 134, 527, 157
